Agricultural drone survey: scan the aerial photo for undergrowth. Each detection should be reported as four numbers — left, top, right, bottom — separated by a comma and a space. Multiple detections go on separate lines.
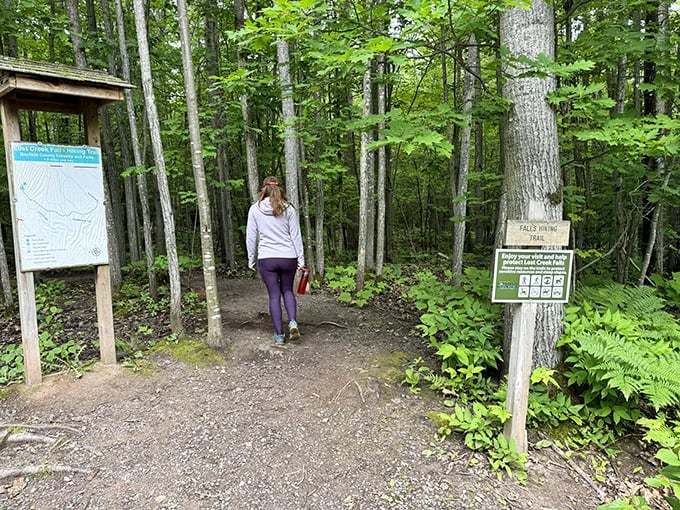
400, 268, 680, 500
323, 264, 408, 307
1, 275, 208, 385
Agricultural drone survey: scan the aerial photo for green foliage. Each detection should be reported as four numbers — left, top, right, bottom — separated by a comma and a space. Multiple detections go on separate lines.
559, 284, 680, 424
115, 283, 170, 317
435, 401, 526, 481
600, 416, 680, 509
651, 272, 680, 310
640, 417, 680, 510
0, 343, 25, 385
1, 279, 89, 385
407, 267, 503, 395
324, 264, 406, 308
525, 368, 584, 429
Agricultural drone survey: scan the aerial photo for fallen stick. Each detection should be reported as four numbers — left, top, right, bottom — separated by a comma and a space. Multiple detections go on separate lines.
3, 432, 58, 445
540, 435, 607, 501
0, 464, 91, 481
0, 423, 81, 434
316, 321, 347, 329
353, 380, 365, 403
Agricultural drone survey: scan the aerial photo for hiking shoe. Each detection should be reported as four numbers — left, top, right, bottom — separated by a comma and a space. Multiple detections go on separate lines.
272, 333, 285, 345
288, 320, 300, 341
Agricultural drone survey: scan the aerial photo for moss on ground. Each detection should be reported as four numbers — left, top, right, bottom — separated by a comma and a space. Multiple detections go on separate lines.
372, 350, 410, 383
150, 336, 225, 367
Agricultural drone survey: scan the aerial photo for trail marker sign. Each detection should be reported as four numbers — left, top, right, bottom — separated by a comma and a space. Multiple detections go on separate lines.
504, 220, 570, 246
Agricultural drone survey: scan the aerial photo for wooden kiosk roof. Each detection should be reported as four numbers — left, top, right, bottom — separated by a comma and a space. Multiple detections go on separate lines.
0, 55, 133, 114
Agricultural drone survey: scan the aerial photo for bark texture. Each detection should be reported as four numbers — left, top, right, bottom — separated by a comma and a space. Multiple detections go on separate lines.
500, 0, 564, 369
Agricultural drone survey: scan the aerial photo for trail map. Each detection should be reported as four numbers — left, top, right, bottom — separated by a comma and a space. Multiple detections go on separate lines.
10, 143, 109, 271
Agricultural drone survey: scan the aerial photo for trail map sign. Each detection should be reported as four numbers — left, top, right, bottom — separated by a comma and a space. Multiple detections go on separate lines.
10, 142, 108, 272
492, 249, 573, 303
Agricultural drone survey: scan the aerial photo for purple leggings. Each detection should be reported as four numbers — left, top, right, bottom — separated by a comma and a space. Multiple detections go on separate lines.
258, 257, 297, 335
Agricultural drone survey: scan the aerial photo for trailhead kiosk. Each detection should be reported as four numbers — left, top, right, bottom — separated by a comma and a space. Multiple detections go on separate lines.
0, 56, 132, 386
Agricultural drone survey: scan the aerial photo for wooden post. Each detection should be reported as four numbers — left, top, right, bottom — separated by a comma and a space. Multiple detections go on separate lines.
503, 302, 536, 453
0, 97, 42, 385
83, 99, 117, 365
503, 200, 544, 453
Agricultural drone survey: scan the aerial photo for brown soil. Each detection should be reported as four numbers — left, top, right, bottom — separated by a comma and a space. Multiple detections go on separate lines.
0, 274, 659, 509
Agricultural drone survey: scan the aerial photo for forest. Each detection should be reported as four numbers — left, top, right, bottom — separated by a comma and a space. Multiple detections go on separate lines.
1, 0, 680, 507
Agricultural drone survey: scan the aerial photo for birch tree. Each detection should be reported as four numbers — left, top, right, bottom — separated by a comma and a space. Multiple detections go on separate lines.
115, 0, 157, 299
355, 65, 373, 291
132, 0, 183, 334
376, 54, 387, 276
176, 0, 223, 347
500, 0, 563, 369
277, 39, 299, 208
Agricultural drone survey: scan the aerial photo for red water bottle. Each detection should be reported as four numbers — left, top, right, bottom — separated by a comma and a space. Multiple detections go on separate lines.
297, 268, 310, 295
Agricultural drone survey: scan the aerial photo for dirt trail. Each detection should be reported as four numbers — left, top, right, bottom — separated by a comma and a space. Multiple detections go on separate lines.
0, 277, 614, 509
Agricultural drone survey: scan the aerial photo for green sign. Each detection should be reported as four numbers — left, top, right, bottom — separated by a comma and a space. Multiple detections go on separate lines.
492, 249, 573, 303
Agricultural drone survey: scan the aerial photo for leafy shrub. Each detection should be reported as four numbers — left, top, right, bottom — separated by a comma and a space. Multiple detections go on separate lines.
406, 267, 503, 395
0, 343, 24, 385
651, 272, 680, 311
324, 264, 406, 307
559, 284, 680, 438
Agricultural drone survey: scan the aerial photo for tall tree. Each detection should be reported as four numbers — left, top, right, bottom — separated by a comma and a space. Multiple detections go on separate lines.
115, 0, 157, 299
356, 65, 373, 291
500, 0, 564, 369
176, 0, 223, 347
64, 0, 122, 291
376, 53, 387, 276
452, 34, 479, 283
234, 0, 260, 203
277, 39, 299, 207
204, 8, 236, 269
132, 0, 183, 334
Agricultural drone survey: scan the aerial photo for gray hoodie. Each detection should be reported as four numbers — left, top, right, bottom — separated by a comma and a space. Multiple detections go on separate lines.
246, 198, 305, 269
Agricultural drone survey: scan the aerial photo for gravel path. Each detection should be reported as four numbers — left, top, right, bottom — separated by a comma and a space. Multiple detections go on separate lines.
0, 277, 622, 509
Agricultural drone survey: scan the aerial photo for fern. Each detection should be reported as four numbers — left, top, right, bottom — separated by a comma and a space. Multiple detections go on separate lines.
561, 297, 680, 413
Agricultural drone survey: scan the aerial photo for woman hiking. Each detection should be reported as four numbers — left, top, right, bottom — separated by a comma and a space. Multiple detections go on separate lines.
246, 176, 305, 344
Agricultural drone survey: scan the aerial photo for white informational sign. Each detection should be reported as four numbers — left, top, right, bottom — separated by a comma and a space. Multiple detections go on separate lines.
10, 142, 109, 271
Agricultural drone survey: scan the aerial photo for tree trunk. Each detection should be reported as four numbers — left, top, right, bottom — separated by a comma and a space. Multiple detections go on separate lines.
177, 0, 222, 347
0, 226, 12, 305
376, 54, 387, 276
234, 0, 259, 203
500, 0, 564, 370
66, 0, 122, 291
356, 66, 372, 291
100, 0, 130, 270
639, 0, 670, 285
452, 34, 478, 284
313, 91, 325, 278
115, 0, 156, 298
205, 11, 236, 269
132, 0, 183, 334
64, 0, 87, 68
3, 0, 18, 57
277, 39, 299, 208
